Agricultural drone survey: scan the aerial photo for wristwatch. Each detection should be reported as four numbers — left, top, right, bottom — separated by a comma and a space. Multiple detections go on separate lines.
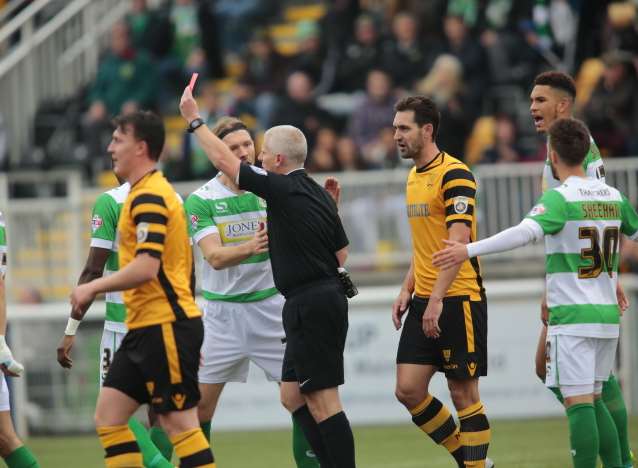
187, 117, 205, 133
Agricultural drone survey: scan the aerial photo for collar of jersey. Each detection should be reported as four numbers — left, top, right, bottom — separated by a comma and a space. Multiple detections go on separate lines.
416, 152, 444, 173
131, 169, 157, 187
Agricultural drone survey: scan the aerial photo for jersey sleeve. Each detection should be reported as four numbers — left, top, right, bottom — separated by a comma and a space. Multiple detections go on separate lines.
620, 195, 638, 240
184, 194, 218, 244
334, 213, 349, 251
237, 164, 288, 201
584, 140, 605, 182
524, 189, 567, 235
90, 193, 118, 250
130, 192, 169, 259
441, 166, 477, 228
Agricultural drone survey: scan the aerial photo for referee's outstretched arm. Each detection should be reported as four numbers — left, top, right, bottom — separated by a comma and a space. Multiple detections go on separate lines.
179, 87, 241, 181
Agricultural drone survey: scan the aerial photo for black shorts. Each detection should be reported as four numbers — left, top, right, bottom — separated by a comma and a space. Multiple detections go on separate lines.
281, 279, 348, 394
103, 318, 204, 414
396, 295, 487, 379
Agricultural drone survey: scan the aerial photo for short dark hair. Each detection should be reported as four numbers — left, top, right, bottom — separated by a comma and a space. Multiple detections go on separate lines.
394, 95, 440, 139
548, 118, 590, 167
533, 71, 576, 99
112, 111, 165, 161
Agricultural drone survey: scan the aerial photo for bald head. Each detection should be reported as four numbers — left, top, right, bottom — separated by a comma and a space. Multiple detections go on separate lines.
264, 125, 308, 166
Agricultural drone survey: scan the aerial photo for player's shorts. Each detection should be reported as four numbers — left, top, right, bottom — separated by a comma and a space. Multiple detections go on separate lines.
199, 294, 286, 384
0, 375, 9, 412
103, 318, 203, 414
281, 279, 348, 394
545, 334, 617, 393
99, 329, 126, 387
396, 295, 488, 379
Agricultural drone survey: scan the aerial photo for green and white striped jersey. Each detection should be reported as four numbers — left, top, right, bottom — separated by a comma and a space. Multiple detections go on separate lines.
0, 211, 6, 278
90, 183, 130, 333
542, 137, 604, 192
526, 176, 638, 338
185, 175, 278, 303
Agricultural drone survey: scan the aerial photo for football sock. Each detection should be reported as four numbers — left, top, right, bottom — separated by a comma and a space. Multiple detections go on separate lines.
318, 411, 355, 468
410, 394, 463, 467
170, 428, 215, 468
292, 416, 320, 467
458, 401, 491, 467
127, 418, 173, 468
149, 426, 174, 462
292, 405, 332, 467
566, 403, 598, 468
200, 420, 211, 443
595, 398, 623, 468
4, 446, 39, 467
603, 376, 632, 466
549, 386, 565, 405
97, 424, 143, 467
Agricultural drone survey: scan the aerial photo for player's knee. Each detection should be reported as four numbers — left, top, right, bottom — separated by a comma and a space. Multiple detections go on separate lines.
394, 383, 423, 409
0, 429, 21, 457
280, 388, 304, 413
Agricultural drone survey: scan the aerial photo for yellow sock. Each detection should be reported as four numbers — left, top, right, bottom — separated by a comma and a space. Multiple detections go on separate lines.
97, 424, 143, 468
170, 428, 216, 467
458, 401, 491, 467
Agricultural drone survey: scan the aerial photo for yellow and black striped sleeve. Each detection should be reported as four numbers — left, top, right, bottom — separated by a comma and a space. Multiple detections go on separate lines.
130, 192, 168, 259
441, 167, 477, 228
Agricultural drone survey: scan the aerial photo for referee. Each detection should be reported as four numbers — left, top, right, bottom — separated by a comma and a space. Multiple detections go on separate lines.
180, 88, 355, 468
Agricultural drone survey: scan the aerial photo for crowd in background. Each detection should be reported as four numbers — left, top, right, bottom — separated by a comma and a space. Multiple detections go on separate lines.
3, 0, 638, 181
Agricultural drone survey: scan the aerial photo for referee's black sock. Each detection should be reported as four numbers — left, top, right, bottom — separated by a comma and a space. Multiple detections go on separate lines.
293, 405, 333, 467
318, 411, 356, 468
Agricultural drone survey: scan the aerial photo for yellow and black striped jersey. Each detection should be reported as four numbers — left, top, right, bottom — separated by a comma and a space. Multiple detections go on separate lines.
118, 171, 201, 329
406, 152, 484, 300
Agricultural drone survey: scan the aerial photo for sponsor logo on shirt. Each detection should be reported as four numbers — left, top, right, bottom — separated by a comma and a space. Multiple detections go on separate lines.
91, 214, 103, 233
453, 196, 469, 214
528, 204, 546, 217
214, 201, 228, 213
223, 220, 260, 239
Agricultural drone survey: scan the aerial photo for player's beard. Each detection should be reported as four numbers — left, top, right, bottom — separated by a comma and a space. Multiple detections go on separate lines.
401, 138, 424, 161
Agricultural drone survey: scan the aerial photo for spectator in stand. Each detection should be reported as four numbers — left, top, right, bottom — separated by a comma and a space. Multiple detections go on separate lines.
211, 0, 278, 54
336, 136, 369, 171
239, 30, 288, 129
416, 54, 474, 160
225, 79, 258, 129
479, 113, 525, 164
84, 21, 158, 175
159, 0, 207, 109
432, 14, 486, 114
307, 127, 339, 173
271, 71, 334, 150
347, 69, 396, 160
602, 1, 638, 54
125, 0, 171, 57
288, 20, 326, 87
583, 50, 638, 156
380, 12, 426, 89
335, 13, 382, 92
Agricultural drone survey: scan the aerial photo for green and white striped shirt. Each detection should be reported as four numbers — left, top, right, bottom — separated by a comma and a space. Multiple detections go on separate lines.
185, 175, 278, 303
527, 177, 638, 338
90, 183, 130, 333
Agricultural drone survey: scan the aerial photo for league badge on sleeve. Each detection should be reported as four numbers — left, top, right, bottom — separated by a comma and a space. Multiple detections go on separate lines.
136, 222, 149, 243
528, 204, 546, 217
190, 214, 199, 231
453, 196, 469, 214
91, 214, 103, 233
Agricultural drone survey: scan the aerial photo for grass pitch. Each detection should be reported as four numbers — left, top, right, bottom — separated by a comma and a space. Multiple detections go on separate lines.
28, 417, 638, 467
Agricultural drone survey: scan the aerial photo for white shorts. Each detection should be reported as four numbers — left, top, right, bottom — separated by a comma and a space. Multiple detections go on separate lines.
545, 334, 617, 396
199, 294, 286, 384
0, 375, 9, 412
99, 328, 126, 387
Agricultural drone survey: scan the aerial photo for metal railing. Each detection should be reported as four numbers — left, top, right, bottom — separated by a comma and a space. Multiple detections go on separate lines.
0, 0, 129, 167
2, 158, 638, 301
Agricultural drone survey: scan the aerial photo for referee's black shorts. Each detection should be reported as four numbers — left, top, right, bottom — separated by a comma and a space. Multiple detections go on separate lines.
281, 279, 348, 394
396, 295, 487, 379
103, 317, 204, 413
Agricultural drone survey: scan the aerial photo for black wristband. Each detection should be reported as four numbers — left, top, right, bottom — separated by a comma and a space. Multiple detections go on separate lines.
187, 117, 205, 133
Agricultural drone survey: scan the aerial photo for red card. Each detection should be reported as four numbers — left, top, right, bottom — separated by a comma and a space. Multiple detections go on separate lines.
188, 73, 199, 92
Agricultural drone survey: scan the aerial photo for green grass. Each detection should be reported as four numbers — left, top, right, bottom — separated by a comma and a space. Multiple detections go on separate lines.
27, 417, 638, 467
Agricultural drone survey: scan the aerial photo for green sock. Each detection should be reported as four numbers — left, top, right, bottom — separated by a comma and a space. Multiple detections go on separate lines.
148, 425, 174, 464
200, 420, 212, 443
292, 416, 320, 468
567, 403, 599, 468
4, 445, 39, 467
549, 386, 565, 404
595, 398, 623, 468
603, 376, 632, 466
128, 418, 173, 468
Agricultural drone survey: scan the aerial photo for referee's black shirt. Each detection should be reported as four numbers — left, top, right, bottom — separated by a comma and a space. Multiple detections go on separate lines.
237, 164, 349, 297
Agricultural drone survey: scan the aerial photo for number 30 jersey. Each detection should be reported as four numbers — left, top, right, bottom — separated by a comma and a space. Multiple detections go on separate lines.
526, 176, 638, 338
